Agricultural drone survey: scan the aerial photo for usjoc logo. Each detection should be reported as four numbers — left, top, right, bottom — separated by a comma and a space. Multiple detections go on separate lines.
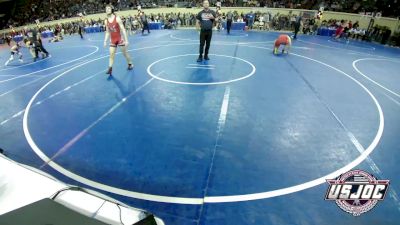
325, 170, 389, 216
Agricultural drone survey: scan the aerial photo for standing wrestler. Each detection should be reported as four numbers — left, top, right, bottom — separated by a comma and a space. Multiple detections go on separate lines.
103, 4, 133, 75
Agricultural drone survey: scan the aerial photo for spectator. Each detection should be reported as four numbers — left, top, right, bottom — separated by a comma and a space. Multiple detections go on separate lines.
245, 11, 255, 29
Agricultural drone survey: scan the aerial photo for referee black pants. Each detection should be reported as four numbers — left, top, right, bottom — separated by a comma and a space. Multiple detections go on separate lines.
34, 41, 49, 58
78, 27, 83, 39
142, 22, 150, 34
227, 19, 232, 34
199, 29, 212, 57
294, 24, 300, 39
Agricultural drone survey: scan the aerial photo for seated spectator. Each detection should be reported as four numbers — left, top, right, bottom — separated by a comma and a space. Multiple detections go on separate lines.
48, 34, 63, 43
349, 27, 366, 40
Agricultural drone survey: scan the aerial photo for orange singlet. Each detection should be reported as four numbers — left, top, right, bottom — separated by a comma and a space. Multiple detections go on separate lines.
274, 34, 290, 47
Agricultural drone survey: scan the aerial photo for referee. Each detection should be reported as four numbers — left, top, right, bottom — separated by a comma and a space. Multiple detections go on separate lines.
226, 11, 233, 34
140, 11, 150, 35
196, 0, 216, 62
27, 27, 49, 60
293, 14, 303, 39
